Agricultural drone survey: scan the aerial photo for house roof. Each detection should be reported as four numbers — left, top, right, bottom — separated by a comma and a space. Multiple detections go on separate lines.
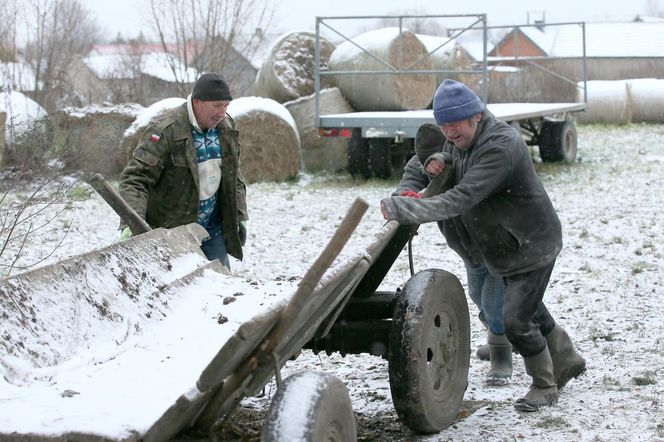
513, 22, 664, 58
84, 52, 198, 83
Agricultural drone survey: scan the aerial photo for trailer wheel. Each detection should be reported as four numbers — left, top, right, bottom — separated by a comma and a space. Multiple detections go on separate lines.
388, 269, 470, 434
347, 128, 370, 178
262, 371, 356, 442
539, 121, 577, 163
369, 138, 407, 179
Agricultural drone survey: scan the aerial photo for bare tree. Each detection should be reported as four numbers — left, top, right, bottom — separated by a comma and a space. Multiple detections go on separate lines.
0, 175, 87, 277
0, 0, 19, 62
20, 0, 101, 112
148, 0, 276, 96
645, 0, 664, 17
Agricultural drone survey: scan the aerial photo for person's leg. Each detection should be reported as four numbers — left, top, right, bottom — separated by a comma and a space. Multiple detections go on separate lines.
502, 262, 556, 357
465, 263, 485, 313
478, 268, 511, 384
200, 233, 231, 269
466, 264, 491, 360
503, 261, 558, 411
480, 272, 505, 335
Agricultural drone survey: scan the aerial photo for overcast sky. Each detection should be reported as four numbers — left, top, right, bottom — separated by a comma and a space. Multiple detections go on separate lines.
83, 0, 659, 41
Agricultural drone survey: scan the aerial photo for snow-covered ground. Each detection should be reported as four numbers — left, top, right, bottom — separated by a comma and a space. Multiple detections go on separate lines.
1, 123, 663, 441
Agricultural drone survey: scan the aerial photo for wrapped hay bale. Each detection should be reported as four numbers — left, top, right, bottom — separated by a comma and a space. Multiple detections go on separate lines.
53, 104, 142, 176
118, 98, 186, 170
576, 80, 632, 124
254, 31, 336, 103
285, 87, 355, 172
417, 35, 472, 86
328, 27, 435, 111
228, 97, 300, 183
628, 78, 664, 123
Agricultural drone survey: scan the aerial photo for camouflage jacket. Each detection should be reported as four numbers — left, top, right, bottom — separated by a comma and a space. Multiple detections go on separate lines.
119, 103, 248, 260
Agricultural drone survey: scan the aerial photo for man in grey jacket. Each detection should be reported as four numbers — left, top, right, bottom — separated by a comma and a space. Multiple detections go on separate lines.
394, 122, 512, 386
381, 79, 586, 411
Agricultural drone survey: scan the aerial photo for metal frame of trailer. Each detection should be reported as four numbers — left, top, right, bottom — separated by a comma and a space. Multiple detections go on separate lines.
314, 15, 589, 178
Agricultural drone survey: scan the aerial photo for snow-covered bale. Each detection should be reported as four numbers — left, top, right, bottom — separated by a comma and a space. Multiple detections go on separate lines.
54, 104, 143, 176
229, 97, 301, 183
417, 35, 472, 86
328, 28, 435, 111
285, 88, 355, 173
253, 31, 336, 103
119, 98, 186, 170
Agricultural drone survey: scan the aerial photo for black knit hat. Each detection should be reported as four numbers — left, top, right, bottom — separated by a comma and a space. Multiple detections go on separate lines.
415, 123, 445, 164
192, 73, 233, 101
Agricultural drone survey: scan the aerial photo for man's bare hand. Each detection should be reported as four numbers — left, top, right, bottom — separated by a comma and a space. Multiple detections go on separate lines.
425, 158, 445, 176
380, 201, 388, 220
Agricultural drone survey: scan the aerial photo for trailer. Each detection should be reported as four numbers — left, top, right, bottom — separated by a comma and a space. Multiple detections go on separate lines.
0, 174, 469, 440
314, 14, 588, 178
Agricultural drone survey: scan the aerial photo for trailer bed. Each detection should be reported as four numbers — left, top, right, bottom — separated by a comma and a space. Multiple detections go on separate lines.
319, 102, 587, 138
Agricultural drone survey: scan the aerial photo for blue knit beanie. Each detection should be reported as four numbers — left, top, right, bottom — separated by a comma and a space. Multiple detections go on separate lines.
432, 79, 484, 125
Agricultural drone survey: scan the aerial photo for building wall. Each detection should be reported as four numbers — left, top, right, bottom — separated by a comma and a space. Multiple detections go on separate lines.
478, 57, 664, 103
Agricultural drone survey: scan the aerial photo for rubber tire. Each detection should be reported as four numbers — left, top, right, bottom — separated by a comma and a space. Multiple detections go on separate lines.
262, 371, 356, 442
368, 138, 407, 179
347, 128, 370, 178
388, 269, 470, 434
539, 120, 577, 163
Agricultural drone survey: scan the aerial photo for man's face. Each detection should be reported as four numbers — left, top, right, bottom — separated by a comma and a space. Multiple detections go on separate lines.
439, 114, 481, 150
192, 99, 230, 130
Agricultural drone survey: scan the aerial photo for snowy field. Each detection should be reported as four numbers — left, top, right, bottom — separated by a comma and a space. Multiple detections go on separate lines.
1, 123, 663, 441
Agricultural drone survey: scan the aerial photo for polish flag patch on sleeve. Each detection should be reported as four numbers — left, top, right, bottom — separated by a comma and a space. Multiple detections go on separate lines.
150, 133, 161, 142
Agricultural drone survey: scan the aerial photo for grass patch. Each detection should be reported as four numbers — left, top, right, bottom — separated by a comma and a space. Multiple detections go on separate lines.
535, 415, 568, 429
633, 371, 657, 386
67, 184, 93, 200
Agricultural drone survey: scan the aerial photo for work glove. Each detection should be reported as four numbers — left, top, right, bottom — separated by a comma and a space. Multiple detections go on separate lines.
238, 221, 247, 246
399, 189, 422, 199
120, 226, 133, 241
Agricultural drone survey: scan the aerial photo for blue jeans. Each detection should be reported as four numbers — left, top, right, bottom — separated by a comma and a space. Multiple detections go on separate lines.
200, 233, 231, 269
466, 263, 505, 335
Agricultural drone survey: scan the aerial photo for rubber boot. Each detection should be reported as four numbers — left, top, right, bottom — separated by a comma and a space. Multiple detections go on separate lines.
486, 332, 512, 386
514, 347, 559, 412
545, 325, 586, 389
476, 317, 491, 361
476, 336, 491, 361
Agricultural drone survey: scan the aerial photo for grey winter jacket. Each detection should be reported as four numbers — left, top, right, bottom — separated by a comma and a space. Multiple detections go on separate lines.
383, 112, 562, 277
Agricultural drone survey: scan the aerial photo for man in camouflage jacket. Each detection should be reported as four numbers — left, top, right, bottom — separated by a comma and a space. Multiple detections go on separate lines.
119, 73, 247, 266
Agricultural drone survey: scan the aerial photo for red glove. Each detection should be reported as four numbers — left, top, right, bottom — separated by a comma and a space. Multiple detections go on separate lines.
399, 189, 422, 198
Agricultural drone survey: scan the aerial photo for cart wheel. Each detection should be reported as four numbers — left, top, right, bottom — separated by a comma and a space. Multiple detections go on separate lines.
388, 269, 470, 434
368, 138, 407, 179
347, 128, 370, 178
262, 371, 356, 442
539, 120, 577, 163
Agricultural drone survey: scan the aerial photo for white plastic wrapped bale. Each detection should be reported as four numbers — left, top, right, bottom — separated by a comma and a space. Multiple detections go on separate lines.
328, 27, 435, 111
576, 79, 633, 124
628, 78, 664, 123
228, 97, 301, 183
253, 31, 336, 103
285, 87, 355, 173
